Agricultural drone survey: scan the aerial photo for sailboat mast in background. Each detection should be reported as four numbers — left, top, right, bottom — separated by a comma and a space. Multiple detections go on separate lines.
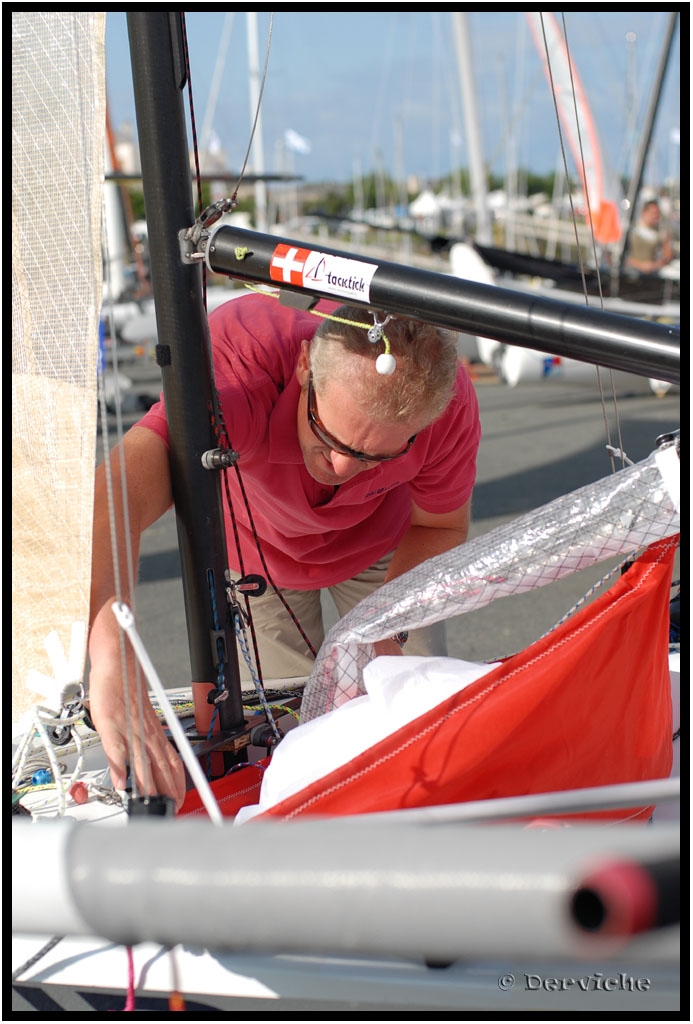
615, 11, 680, 271
524, 11, 622, 250
246, 12, 268, 232
451, 13, 492, 246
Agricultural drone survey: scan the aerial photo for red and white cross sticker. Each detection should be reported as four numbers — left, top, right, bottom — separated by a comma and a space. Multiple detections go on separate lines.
269, 243, 378, 302
269, 245, 312, 286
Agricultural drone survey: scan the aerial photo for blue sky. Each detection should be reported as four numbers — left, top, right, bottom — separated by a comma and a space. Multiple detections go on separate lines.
106, 12, 681, 189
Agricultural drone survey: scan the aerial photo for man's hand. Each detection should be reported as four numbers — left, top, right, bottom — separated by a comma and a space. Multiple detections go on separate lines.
87, 655, 187, 811
88, 427, 185, 810
373, 637, 406, 658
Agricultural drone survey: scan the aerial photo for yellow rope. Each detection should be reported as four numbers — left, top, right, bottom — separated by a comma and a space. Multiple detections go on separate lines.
240, 282, 392, 353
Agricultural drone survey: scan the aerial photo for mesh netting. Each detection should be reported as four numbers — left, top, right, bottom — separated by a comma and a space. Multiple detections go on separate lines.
301, 449, 679, 721
12, 14, 106, 722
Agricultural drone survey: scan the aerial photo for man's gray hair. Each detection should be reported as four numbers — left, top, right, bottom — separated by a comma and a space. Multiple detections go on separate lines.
309, 305, 460, 424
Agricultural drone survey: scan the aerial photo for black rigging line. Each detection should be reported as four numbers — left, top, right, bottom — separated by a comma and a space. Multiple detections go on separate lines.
181, 13, 318, 687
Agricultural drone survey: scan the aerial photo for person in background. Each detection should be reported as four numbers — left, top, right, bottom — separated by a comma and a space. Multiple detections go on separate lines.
86, 293, 482, 809
624, 199, 673, 272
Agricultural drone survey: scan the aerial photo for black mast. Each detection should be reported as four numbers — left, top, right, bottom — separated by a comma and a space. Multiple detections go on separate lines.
127, 14, 245, 744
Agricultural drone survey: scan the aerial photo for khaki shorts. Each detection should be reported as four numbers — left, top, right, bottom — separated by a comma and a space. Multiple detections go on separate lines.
229, 552, 447, 684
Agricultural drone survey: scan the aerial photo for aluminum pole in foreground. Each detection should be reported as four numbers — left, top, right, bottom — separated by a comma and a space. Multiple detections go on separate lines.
13, 818, 679, 961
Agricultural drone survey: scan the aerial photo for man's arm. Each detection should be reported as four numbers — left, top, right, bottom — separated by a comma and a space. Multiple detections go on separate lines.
87, 425, 187, 810
625, 231, 674, 273
373, 499, 471, 656
624, 254, 659, 272
660, 232, 674, 265
625, 253, 670, 273
385, 499, 471, 582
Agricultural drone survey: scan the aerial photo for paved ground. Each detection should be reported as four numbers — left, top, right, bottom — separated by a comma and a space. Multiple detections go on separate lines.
98, 362, 680, 688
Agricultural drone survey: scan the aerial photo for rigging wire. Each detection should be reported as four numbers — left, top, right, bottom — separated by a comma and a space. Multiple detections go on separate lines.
231, 14, 275, 205
11, 935, 64, 984
219, 417, 319, 663
539, 13, 627, 475
180, 14, 205, 305
98, 211, 153, 802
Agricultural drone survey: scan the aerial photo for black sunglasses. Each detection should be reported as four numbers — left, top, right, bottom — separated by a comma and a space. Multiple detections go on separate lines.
307, 374, 416, 463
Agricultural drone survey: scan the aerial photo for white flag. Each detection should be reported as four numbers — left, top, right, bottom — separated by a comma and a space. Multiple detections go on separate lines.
284, 128, 311, 155
207, 130, 222, 155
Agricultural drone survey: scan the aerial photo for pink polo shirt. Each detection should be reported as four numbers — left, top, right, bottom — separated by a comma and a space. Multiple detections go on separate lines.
137, 292, 481, 589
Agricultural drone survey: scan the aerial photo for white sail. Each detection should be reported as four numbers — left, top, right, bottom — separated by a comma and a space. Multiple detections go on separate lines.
12, 13, 106, 724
